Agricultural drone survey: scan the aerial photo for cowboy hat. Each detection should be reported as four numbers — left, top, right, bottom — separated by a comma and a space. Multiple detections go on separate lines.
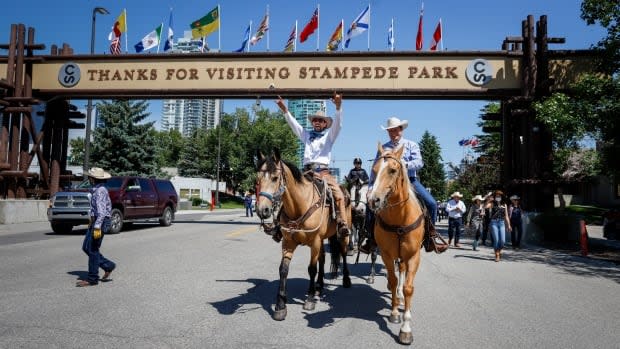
510, 195, 521, 200
472, 194, 484, 202
483, 191, 493, 200
307, 110, 333, 129
86, 167, 111, 179
381, 117, 409, 130
451, 191, 463, 198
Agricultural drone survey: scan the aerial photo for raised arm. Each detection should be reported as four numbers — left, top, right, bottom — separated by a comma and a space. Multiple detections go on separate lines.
276, 96, 303, 139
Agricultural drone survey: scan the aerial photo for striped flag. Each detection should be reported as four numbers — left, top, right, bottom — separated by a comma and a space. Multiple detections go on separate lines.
344, 5, 370, 49
388, 19, 394, 51
250, 13, 269, 45
283, 22, 297, 52
235, 24, 251, 52
415, 4, 424, 50
429, 19, 442, 51
190, 6, 220, 39
164, 10, 174, 51
110, 37, 121, 55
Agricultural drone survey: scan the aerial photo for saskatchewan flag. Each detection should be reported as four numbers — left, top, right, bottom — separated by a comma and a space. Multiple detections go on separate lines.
190, 6, 220, 39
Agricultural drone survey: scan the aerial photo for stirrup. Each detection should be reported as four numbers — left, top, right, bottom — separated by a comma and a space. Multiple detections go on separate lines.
425, 233, 448, 253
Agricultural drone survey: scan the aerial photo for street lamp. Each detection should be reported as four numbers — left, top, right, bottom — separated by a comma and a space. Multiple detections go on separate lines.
215, 120, 221, 208
84, 6, 109, 172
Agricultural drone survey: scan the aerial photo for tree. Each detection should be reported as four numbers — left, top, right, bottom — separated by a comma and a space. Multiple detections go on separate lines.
90, 99, 161, 177
418, 130, 446, 200
154, 129, 184, 168
69, 137, 84, 166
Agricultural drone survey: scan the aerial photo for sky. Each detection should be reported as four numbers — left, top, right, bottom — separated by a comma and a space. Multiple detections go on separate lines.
0, 0, 607, 174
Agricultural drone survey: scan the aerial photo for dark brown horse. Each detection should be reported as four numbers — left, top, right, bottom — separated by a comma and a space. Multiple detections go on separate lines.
255, 149, 352, 321
367, 144, 425, 345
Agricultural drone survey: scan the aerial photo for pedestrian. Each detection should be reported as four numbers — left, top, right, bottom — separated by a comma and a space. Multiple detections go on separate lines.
485, 190, 512, 262
446, 191, 467, 247
76, 167, 116, 287
275, 92, 350, 239
509, 195, 524, 249
361, 116, 448, 254
481, 191, 493, 246
466, 194, 485, 250
244, 191, 254, 217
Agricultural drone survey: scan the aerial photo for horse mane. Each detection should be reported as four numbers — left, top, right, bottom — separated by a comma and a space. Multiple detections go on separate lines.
384, 147, 421, 208
256, 156, 303, 184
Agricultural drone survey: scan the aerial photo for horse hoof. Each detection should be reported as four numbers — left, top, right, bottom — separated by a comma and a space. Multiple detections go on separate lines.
329, 272, 338, 280
272, 308, 287, 321
399, 331, 413, 345
343, 276, 352, 288
389, 314, 401, 324
366, 276, 374, 284
303, 300, 316, 311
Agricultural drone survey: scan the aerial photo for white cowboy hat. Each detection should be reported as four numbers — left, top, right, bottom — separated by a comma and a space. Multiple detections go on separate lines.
472, 194, 484, 202
307, 110, 333, 129
483, 191, 493, 200
451, 191, 463, 198
86, 167, 111, 179
381, 117, 409, 130
510, 195, 521, 200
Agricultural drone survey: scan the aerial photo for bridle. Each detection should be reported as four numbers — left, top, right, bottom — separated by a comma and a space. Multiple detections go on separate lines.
375, 154, 411, 211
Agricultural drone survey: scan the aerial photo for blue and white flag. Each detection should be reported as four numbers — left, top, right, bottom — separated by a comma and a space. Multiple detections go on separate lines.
164, 10, 174, 51
235, 24, 251, 52
134, 24, 162, 53
388, 19, 394, 51
344, 5, 370, 48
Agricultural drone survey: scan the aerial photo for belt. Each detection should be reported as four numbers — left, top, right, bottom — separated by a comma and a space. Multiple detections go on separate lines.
303, 163, 329, 171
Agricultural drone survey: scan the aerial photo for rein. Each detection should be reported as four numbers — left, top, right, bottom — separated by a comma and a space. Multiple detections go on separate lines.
375, 154, 410, 210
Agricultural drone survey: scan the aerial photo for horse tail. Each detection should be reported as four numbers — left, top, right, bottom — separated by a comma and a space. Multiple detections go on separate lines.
329, 234, 342, 276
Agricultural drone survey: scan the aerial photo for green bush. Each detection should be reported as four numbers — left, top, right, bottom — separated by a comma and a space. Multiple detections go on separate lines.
191, 197, 203, 207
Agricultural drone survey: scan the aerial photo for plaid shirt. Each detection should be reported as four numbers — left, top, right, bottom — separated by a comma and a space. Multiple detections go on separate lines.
90, 184, 112, 229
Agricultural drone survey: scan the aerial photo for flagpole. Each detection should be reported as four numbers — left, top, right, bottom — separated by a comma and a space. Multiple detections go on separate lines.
218, 4, 221, 52
440, 18, 444, 50
266, 5, 270, 51
316, 4, 320, 52
391, 18, 394, 51
340, 19, 344, 51
124, 9, 128, 53
294, 20, 298, 52
367, 3, 370, 51
248, 21, 252, 52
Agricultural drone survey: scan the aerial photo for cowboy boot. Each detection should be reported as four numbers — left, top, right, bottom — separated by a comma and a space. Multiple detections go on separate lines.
425, 223, 448, 254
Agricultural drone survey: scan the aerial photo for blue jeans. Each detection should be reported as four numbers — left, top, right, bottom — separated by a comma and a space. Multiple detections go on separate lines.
410, 178, 437, 223
511, 219, 523, 247
448, 217, 463, 244
81, 217, 115, 284
489, 219, 506, 251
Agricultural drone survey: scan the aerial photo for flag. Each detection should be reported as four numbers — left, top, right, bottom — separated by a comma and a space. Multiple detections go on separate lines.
250, 14, 269, 45
164, 10, 174, 51
190, 6, 220, 39
110, 37, 121, 55
108, 9, 127, 40
470, 137, 479, 147
326, 20, 343, 51
235, 24, 251, 52
388, 19, 394, 51
344, 5, 370, 48
430, 19, 442, 51
283, 22, 297, 52
200, 37, 209, 52
299, 8, 318, 43
134, 24, 162, 53
415, 4, 423, 50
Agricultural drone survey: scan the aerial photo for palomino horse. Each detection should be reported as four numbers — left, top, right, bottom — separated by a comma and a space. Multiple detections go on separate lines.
255, 149, 352, 321
366, 144, 425, 345
349, 178, 379, 284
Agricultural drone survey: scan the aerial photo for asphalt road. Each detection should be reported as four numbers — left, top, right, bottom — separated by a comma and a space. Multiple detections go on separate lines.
0, 210, 619, 348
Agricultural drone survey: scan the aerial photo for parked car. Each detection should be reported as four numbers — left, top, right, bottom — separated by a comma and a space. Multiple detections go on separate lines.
47, 176, 178, 234
603, 208, 620, 240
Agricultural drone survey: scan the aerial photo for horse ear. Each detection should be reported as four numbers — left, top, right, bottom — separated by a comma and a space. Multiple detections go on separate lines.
272, 148, 281, 162
256, 149, 265, 161
377, 141, 383, 154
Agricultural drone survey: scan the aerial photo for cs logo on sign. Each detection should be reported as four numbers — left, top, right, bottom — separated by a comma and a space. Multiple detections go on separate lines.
58, 62, 81, 88
465, 59, 493, 86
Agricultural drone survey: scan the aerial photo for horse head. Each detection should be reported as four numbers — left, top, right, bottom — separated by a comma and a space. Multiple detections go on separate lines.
255, 148, 285, 220
367, 142, 409, 212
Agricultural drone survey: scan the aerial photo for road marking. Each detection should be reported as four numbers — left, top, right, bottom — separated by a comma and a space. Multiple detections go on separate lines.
226, 226, 259, 237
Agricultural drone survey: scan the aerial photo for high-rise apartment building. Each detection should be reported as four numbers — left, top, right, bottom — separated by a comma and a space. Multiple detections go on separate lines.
287, 99, 326, 167
161, 31, 221, 136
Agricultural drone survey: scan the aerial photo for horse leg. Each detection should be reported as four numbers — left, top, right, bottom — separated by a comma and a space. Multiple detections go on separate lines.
303, 243, 322, 311
273, 256, 292, 321
367, 247, 377, 284
396, 260, 405, 305
398, 251, 421, 345
316, 242, 325, 294
381, 251, 401, 324
340, 235, 352, 288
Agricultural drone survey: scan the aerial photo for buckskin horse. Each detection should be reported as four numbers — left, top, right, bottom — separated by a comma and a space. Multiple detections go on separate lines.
255, 149, 352, 321
366, 144, 425, 345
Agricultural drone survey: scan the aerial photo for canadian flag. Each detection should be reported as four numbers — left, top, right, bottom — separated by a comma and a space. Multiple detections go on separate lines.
430, 19, 442, 51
